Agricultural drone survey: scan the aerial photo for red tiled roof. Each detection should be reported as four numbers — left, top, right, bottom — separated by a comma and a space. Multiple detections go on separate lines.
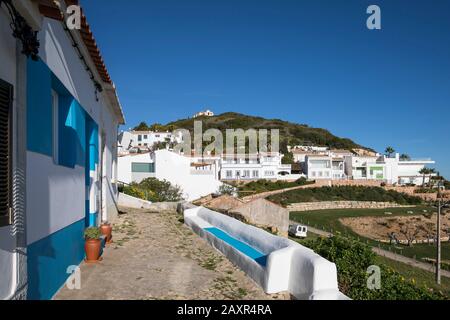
38, 0, 112, 84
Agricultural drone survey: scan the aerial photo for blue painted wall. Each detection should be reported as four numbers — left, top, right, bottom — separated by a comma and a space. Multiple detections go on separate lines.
27, 59, 53, 156
27, 219, 85, 300
26, 59, 101, 299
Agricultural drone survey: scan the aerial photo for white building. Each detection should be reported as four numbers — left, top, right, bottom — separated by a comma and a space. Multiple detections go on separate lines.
1, 0, 124, 300
220, 152, 293, 181
193, 109, 214, 118
120, 130, 182, 149
118, 150, 223, 201
344, 153, 435, 185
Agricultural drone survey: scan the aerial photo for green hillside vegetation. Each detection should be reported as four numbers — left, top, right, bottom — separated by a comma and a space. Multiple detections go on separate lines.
134, 112, 373, 153
268, 186, 423, 206
236, 178, 314, 197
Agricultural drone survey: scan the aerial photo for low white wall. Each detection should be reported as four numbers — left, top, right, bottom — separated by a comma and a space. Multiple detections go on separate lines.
184, 207, 348, 300
118, 193, 153, 209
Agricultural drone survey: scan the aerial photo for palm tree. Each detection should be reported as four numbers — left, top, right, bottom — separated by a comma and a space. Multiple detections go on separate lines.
427, 168, 436, 189
400, 154, 411, 161
419, 168, 429, 187
385, 146, 395, 158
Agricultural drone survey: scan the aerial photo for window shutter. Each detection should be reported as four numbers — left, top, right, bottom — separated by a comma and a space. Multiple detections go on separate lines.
0, 79, 12, 227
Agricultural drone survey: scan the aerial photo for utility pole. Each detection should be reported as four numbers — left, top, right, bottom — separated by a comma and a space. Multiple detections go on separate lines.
435, 174, 444, 285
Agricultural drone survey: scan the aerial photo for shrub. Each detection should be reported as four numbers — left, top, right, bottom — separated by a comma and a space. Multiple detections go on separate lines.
218, 184, 236, 196
123, 185, 146, 200
84, 227, 101, 240
237, 177, 313, 197
268, 186, 423, 206
138, 178, 184, 202
303, 236, 446, 300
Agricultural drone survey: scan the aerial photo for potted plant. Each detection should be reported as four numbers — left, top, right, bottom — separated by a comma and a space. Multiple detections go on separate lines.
84, 227, 102, 263
100, 221, 113, 244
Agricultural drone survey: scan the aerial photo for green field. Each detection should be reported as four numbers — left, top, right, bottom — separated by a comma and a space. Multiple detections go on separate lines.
290, 206, 450, 263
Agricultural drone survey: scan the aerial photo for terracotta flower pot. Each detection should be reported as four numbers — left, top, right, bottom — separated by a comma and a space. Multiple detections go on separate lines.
85, 239, 101, 262
100, 223, 113, 244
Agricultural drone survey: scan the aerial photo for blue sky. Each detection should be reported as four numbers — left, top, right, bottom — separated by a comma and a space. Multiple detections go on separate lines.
81, 0, 450, 177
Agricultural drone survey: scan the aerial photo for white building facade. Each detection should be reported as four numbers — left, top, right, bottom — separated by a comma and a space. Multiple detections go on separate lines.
0, 0, 124, 300
220, 152, 293, 181
118, 150, 223, 201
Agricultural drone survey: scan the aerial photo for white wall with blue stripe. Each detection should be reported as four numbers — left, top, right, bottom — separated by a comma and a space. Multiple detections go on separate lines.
25, 18, 119, 300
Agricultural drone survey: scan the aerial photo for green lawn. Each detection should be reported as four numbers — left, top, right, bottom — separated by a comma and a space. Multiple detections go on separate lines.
290, 206, 450, 263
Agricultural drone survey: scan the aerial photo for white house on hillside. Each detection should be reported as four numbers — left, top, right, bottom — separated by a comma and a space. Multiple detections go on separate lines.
193, 109, 214, 118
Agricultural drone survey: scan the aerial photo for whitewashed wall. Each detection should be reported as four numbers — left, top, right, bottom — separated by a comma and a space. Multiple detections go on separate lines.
34, 18, 120, 228
154, 150, 223, 201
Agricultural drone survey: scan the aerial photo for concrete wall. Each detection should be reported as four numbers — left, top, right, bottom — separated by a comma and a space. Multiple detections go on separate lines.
287, 201, 414, 212
118, 193, 180, 212
184, 207, 348, 300
230, 199, 289, 236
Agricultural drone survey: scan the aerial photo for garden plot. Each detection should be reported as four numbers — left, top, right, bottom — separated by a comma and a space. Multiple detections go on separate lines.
340, 214, 450, 244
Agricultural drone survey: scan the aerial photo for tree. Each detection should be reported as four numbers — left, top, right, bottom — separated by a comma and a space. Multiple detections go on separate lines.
281, 152, 295, 164
427, 168, 437, 189
400, 154, 411, 161
419, 168, 429, 187
385, 146, 395, 158
133, 121, 150, 131
400, 223, 420, 247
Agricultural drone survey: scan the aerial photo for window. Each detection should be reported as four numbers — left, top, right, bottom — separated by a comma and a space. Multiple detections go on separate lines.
138, 135, 142, 141
226, 170, 232, 178
311, 172, 316, 177
143, 135, 148, 139
131, 162, 155, 173
235, 171, 241, 178
252, 170, 259, 178
243, 170, 250, 178
0, 79, 13, 226
52, 90, 59, 164
264, 171, 275, 176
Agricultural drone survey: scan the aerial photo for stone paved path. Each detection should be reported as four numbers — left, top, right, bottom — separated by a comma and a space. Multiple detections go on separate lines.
55, 207, 290, 300
293, 222, 450, 278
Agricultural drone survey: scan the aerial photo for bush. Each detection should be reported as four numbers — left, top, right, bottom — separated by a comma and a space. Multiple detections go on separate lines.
414, 188, 437, 194
138, 178, 184, 202
302, 236, 446, 300
123, 185, 146, 200
238, 177, 313, 197
268, 186, 423, 206
218, 184, 236, 196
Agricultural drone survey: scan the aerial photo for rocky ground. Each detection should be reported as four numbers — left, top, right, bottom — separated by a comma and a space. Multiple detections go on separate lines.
55, 206, 290, 300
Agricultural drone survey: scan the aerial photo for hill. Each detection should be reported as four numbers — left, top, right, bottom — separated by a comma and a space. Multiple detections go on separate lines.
135, 112, 373, 153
